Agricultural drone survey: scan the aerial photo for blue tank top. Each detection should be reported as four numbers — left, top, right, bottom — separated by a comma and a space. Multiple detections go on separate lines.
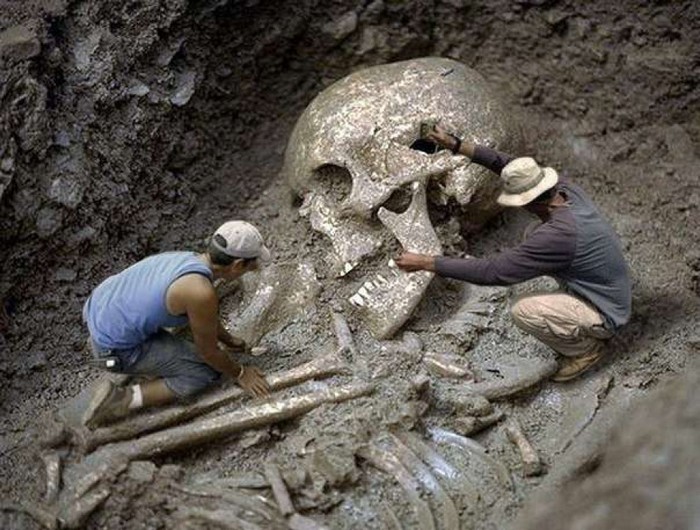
83, 252, 213, 350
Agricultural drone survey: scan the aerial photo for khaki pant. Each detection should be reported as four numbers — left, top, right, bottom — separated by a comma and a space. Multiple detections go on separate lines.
511, 291, 613, 358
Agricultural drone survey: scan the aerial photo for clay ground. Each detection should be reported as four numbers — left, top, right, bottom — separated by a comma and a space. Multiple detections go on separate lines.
1, 0, 699, 529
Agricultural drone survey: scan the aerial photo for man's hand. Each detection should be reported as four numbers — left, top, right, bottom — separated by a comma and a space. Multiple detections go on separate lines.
237, 365, 270, 397
395, 252, 436, 272
424, 123, 457, 151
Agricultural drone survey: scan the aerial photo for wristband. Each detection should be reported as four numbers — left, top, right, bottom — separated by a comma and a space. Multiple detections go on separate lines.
449, 134, 462, 155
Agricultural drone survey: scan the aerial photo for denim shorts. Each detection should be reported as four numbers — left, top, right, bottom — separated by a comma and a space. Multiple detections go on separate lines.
89, 330, 221, 399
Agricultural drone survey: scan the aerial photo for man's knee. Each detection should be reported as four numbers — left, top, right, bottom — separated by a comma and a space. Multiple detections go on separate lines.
166, 371, 220, 401
510, 296, 541, 331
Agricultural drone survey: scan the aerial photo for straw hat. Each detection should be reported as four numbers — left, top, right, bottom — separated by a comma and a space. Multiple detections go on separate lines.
496, 157, 559, 207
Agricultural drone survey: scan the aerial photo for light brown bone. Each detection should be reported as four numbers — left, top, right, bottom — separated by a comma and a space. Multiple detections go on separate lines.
263, 462, 295, 516
423, 352, 473, 379
453, 410, 504, 436
263, 462, 330, 529
75, 353, 348, 452
505, 420, 543, 477
57, 383, 373, 527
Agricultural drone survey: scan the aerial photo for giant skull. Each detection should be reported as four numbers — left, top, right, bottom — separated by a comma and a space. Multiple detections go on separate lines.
283, 57, 519, 339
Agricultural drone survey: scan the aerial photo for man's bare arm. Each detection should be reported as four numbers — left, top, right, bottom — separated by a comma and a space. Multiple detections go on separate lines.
184, 279, 269, 397
217, 320, 246, 352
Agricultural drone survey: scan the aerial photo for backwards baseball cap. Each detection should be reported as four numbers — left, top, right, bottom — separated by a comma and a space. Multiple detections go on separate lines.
211, 221, 271, 262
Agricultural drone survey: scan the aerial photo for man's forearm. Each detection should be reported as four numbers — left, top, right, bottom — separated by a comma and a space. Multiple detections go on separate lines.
217, 320, 245, 350
201, 347, 243, 379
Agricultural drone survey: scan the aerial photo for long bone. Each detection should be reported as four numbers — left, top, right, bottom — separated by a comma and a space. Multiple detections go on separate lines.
75, 353, 349, 452
57, 383, 373, 527
428, 427, 513, 490
387, 433, 460, 530
463, 357, 558, 400
357, 444, 436, 530
171, 482, 285, 526
395, 430, 480, 506
331, 311, 357, 355
423, 351, 473, 379
42, 451, 62, 504
505, 420, 543, 477
350, 181, 441, 339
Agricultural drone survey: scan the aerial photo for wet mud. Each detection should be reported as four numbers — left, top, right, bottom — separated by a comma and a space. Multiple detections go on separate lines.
1, 1, 699, 529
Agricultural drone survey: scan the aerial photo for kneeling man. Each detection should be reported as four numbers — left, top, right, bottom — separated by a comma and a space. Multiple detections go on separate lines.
397, 126, 631, 382
83, 220, 271, 427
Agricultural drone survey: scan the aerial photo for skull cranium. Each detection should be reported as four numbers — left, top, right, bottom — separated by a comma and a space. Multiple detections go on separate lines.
283, 57, 520, 338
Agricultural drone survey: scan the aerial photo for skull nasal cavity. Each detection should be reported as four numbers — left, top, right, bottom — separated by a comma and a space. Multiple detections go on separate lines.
382, 185, 412, 214
313, 164, 352, 203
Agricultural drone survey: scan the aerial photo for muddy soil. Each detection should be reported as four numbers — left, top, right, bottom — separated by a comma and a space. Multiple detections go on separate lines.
1, 1, 698, 529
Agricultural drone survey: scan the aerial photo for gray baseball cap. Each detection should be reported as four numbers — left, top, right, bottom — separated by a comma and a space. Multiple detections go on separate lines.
212, 221, 271, 262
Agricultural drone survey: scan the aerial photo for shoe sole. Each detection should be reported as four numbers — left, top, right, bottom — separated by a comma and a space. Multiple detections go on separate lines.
551, 354, 605, 383
81, 379, 113, 428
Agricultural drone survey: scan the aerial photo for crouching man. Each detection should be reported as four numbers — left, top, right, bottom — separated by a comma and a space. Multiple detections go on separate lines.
396, 125, 631, 382
82, 220, 271, 428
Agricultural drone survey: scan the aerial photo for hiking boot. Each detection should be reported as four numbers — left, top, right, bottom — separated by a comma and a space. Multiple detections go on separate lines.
552, 350, 605, 382
82, 380, 132, 428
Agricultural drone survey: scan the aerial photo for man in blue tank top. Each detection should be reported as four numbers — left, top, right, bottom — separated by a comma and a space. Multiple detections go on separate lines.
396, 125, 631, 382
82, 220, 272, 427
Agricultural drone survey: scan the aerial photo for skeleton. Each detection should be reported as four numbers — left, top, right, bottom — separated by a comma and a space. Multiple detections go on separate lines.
505, 420, 543, 477
283, 57, 519, 338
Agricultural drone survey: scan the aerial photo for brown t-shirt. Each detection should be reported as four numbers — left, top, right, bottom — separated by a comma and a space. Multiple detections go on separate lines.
434, 146, 632, 331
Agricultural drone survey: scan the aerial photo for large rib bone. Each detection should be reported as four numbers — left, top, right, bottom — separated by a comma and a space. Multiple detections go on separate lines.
58, 383, 374, 527
75, 353, 348, 452
423, 352, 473, 379
387, 433, 460, 530
428, 427, 513, 489
464, 357, 558, 400
350, 181, 441, 339
358, 443, 436, 530
395, 430, 479, 506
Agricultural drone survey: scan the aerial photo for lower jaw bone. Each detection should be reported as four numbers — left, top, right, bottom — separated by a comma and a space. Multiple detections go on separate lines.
351, 182, 442, 339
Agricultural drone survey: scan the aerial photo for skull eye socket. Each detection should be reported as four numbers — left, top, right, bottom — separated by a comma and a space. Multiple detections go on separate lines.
313, 164, 352, 203
382, 184, 412, 214
410, 138, 439, 154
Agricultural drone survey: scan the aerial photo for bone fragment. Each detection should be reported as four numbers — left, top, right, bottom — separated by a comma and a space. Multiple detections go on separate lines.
423, 352, 473, 379
396, 431, 479, 506
465, 357, 558, 400
263, 462, 295, 516
172, 483, 283, 524
250, 346, 268, 357
42, 451, 62, 504
428, 427, 513, 489
505, 420, 543, 477
331, 311, 357, 355
453, 410, 504, 436
358, 444, 436, 530
58, 483, 110, 529
388, 433, 460, 530
76, 353, 348, 452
